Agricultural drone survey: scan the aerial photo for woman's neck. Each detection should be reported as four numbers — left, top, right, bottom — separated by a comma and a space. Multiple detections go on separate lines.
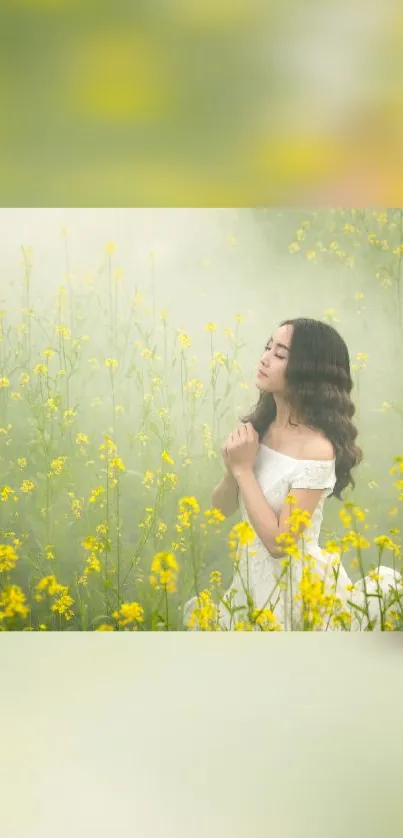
272, 397, 301, 429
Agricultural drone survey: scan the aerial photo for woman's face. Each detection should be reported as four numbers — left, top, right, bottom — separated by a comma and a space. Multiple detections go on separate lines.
256, 323, 293, 394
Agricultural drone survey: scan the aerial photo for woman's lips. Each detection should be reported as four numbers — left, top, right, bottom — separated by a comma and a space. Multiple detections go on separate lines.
257, 368, 268, 378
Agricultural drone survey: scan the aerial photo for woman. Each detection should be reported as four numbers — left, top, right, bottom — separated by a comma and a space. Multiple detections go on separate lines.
183, 318, 402, 630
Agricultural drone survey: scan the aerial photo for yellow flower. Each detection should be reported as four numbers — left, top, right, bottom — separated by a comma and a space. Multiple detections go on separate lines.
324, 540, 341, 554
150, 551, 179, 593
105, 241, 117, 255
96, 522, 109, 537
82, 536, 97, 552
223, 327, 235, 340
355, 353, 368, 371
161, 450, 175, 465
187, 590, 218, 630
211, 351, 226, 368
1, 486, 16, 503
368, 569, 384, 584
55, 325, 71, 338
287, 508, 312, 534
288, 242, 300, 254
76, 433, 89, 446
323, 308, 340, 323
252, 609, 282, 631
339, 508, 352, 528
105, 357, 118, 370
0, 544, 18, 572
96, 624, 115, 631
275, 532, 301, 559
209, 570, 222, 587
156, 521, 168, 540
205, 322, 217, 332
20, 480, 35, 494
51, 592, 74, 619
179, 496, 200, 515
49, 456, 67, 476
0, 585, 29, 622
143, 470, 154, 488
205, 508, 226, 527
33, 364, 47, 376
230, 521, 255, 546
151, 551, 178, 572
84, 556, 101, 574
0, 377, 10, 388
341, 531, 370, 551
373, 535, 400, 557
112, 602, 144, 629
185, 379, 204, 398
63, 408, 77, 424
177, 329, 191, 349
45, 398, 58, 413
163, 471, 178, 489
36, 575, 63, 595
234, 620, 255, 631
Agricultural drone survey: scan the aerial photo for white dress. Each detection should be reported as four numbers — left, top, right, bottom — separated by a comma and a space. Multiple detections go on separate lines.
183, 444, 402, 631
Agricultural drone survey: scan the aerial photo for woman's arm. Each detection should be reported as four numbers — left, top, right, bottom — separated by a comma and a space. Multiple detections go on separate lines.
212, 468, 239, 518
234, 469, 325, 557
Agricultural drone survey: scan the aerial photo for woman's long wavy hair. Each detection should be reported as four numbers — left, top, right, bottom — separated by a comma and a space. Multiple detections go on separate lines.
240, 318, 363, 500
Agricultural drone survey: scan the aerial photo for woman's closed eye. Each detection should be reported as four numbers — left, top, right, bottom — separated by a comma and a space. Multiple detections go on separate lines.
265, 343, 286, 360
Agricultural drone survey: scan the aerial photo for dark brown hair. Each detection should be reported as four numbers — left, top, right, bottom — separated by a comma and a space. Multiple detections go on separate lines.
240, 318, 363, 499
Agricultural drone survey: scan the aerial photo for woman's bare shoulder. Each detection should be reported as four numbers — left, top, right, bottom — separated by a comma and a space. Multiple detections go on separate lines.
299, 428, 335, 460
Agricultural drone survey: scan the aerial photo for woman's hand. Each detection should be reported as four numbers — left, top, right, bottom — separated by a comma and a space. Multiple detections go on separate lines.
220, 436, 233, 473
223, 423, 259, 479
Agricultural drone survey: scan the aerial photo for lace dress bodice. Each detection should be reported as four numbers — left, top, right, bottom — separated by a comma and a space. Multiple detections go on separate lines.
238, 444, 336, 556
